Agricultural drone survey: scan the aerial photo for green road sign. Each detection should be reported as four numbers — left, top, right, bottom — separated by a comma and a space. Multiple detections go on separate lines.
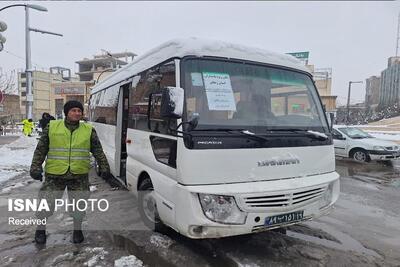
287, 51, 309, 60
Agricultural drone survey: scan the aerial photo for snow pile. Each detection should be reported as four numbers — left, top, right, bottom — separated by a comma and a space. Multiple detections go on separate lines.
2, 256, 15, 265
149, 233, 173, 249
0, 136, 37, 183
83, 247, 109, 267
1, 181, 29, 193
93, 37, 308, 94
114, 255, 143, 267
0, 170, 18, 184
89, 185, 97, 192
0, 136, 37, 166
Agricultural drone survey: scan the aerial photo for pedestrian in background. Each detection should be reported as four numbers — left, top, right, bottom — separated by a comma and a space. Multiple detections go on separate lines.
39, 112, 55, 130
22, 118, 34, 136
30, 100, 110, 244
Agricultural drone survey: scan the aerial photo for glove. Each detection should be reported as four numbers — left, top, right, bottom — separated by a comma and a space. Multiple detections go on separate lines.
30, 170, 43, 181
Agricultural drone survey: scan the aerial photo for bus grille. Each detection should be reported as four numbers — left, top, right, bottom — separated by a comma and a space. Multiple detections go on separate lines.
242, 186, 326, 210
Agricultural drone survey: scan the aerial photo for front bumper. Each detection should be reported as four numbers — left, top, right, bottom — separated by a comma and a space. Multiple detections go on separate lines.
173, 172, 340, 239
368, 150, 400, 160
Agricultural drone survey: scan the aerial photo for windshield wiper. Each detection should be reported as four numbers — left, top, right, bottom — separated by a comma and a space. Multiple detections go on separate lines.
267, 128, 328, 140
193, 128, 270, 142
236, 129, 270, 142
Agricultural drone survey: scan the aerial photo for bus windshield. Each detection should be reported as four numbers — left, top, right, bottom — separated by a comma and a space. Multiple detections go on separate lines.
182, 58, 329, 133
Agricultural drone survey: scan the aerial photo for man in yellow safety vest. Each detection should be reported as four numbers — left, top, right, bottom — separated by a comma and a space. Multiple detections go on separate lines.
30, 100, 110, 244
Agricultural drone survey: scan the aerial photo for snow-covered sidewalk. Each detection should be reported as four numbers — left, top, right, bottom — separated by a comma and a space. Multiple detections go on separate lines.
367, 131, 400, 142
0, 135, 37, 183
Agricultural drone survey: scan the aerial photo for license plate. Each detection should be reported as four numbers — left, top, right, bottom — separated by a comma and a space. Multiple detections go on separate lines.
265, 210, 304, 226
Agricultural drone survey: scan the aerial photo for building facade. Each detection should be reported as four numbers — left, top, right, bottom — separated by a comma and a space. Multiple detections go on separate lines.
306, 65, 337, 112
17, 51, 136, 121
379, 56, 400, 108
74, 51, 136, 115
76, 51, 136, 82
18, 70, 63, 120
51, 81, 87, 118
365, 75, 381, 110
0, 93, 21, 123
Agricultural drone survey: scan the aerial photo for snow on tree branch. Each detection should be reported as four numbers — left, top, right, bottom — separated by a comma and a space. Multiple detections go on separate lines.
0, 68, 17, 95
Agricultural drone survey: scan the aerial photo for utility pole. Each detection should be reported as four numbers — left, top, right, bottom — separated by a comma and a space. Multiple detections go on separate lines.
25, 7, 62, 120
346, 81, 363, 125
25, 6, 33, 120
1, 4, 63, 120
397, 12, 400, 56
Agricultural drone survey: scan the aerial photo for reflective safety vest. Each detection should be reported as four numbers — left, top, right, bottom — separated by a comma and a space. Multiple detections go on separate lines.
45, 120, 92, 175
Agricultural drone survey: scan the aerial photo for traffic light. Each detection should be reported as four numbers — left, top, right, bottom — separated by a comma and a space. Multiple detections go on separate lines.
0, 21, 7, 52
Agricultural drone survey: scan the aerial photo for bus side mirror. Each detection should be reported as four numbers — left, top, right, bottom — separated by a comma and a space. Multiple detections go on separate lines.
160, 87, 184, 119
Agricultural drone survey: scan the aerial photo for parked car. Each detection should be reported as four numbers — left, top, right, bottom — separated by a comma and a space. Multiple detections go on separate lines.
332, 125, 400, 162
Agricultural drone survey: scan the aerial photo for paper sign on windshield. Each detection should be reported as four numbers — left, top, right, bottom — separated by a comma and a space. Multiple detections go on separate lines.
191, 72, 203, 86
202, 72, 236, 111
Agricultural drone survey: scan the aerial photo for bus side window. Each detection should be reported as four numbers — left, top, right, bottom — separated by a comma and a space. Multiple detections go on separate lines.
90, 85, 119, 125
128, 61, 177, 134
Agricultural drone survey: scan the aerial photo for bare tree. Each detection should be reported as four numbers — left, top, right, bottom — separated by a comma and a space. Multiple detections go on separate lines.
0, 68, 17, 95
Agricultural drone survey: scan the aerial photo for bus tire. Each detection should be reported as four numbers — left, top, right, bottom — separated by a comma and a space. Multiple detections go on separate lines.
138, 178, 168, 233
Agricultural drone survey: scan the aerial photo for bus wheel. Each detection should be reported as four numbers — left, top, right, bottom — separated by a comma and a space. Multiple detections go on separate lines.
138, 178, 167, 232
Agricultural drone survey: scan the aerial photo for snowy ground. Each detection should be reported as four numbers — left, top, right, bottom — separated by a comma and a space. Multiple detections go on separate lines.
0, 134, 36, 184
357, 115, 400, 143
0, 135, 399, 266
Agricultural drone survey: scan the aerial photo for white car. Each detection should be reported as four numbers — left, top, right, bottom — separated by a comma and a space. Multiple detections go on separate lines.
332, 125, 400, 162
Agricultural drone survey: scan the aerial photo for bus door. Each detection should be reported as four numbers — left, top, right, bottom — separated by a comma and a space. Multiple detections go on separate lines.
115, 82, 130, 184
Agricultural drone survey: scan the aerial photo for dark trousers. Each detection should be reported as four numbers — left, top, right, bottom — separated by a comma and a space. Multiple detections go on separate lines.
36, 174, 90, 222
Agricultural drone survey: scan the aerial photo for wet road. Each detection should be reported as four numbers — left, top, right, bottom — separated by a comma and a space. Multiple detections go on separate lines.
0, 158, 399, 266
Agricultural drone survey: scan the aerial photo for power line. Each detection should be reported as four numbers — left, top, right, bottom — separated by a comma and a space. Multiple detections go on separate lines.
3, 49, 47, 70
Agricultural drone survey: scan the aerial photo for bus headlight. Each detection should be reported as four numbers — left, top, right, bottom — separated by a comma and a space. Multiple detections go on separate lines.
198, 194, 247, 224
320, 182, 334, 209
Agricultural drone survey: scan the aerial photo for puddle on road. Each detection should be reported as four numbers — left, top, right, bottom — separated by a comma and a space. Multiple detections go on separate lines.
106, 231, 176, 267
336, 159, 400, 187
288, 221, 381, 259
389, 179, 400, 188
107, 230, 239, 267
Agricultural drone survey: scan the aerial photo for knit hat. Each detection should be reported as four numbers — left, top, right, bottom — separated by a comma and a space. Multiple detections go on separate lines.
64, 100, 84, 116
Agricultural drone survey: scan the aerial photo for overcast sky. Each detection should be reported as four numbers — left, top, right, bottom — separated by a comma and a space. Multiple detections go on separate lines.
0, 1, 399, 105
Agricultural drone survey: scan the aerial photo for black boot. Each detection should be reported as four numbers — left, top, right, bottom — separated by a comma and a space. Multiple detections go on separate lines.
35, 225, 46, 244
72, 219, 84, 243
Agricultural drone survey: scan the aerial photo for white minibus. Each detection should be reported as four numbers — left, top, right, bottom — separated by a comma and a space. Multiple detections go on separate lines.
89, 38, 340, 238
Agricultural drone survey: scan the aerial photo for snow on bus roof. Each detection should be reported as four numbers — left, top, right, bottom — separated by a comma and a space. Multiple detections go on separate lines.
91, 37, 310, 94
